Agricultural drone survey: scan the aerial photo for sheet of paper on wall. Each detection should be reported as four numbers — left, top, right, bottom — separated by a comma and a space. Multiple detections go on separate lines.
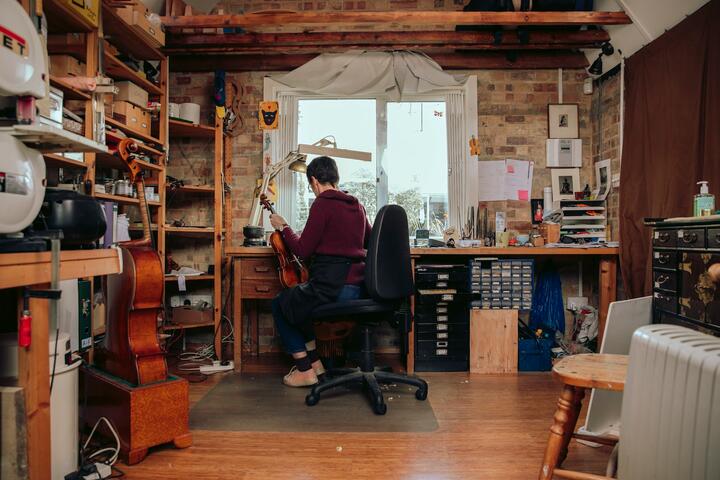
504, 159, 534, 201
477, 160, 507, 201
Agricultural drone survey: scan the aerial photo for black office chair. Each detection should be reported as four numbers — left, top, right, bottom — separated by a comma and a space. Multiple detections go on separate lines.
305, 205, 428, 415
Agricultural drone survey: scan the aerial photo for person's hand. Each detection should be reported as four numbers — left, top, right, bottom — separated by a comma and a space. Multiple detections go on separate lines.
270, 214, 287, 231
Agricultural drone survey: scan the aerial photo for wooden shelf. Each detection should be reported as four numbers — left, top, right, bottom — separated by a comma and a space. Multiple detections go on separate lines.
0, 249, 121, 290
50, 76, 91, 101
165, 274, 214, 282
101, 3, 165, 61
105, 117, 162, 146
94, 192, 161, 207
168, 119, 215, 138
164, 226, 216, 238
43, 153, 87, 170
162, 321, 215, 331
43, 0, 97, 34
95, 152, 163, 172
166, 184, 215, 194
103, 52, 163, 95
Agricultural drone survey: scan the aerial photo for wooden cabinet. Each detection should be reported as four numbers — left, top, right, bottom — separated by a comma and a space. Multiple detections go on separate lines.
650, 218, 720, 335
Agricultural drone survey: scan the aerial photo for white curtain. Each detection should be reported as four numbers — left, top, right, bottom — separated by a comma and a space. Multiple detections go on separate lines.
265, 51, 478, 230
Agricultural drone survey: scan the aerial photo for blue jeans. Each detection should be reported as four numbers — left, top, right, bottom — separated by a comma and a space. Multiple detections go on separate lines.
273, 285, 363, 354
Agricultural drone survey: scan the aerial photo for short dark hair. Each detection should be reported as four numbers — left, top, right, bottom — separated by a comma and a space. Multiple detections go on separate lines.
306, 156, 340, 186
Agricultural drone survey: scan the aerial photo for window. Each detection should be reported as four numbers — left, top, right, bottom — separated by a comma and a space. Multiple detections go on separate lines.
296, 98, 449, 236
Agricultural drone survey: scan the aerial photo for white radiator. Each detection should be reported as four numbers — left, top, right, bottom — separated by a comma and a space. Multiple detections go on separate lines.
619, 325, 720, 480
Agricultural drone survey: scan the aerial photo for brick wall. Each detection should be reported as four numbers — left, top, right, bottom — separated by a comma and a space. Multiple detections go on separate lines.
170, 66, 602, 350
591, 71, 621, 240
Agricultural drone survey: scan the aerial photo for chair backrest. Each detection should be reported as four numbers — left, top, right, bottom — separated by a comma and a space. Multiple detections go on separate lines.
618, 324, 720, 480
364, 205, 413, 301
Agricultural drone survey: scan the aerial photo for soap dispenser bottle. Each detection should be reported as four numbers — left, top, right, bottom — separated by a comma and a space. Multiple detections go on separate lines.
694, 181, 715, 216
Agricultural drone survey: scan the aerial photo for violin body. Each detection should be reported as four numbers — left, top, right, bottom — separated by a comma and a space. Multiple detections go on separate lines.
260, 194, 309, 288
94, 139, 167, 385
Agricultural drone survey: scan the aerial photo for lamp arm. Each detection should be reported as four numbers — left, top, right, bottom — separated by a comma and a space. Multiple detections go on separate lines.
248, 151, 304, 226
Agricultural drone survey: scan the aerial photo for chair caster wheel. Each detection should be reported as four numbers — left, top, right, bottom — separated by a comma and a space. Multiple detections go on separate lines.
415, 388, 428, 401
373, 402, 387, 415
306, 394, 319, 406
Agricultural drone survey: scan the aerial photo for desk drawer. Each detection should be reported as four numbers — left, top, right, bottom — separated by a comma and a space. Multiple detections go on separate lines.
653, 270, 677, 292
653, 229, 677, 247
652, 250, 677, 269
241, 277, 282, 299
709, 228, 720, 249
241, 258, 278, 279
676, 228, 705, 249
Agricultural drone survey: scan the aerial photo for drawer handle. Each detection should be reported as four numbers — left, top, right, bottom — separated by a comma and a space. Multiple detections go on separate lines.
657, 253, 671, 265
255, 285, 270, 292
681, 232, 698, 244
715, 233, 720, 244
254, 266, 270, 273
655, 293, 671, 302
655, 274, 670, 285
657, 232, 670, 243
436, 341, 448, 347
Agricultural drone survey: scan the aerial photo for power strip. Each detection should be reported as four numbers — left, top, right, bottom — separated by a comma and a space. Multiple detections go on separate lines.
199, 360, 234, 374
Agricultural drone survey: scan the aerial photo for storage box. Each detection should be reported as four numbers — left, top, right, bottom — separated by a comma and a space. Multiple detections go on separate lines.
116, 3, 165, 47
113, 101, 150, 135
60, 0, 99, 27
115, 81, 148, 109
172, 306, 212, 325
37, 86, 64, 127
539, 223, 561, 244
518, 338, 554, 372
49, 55, 86, 77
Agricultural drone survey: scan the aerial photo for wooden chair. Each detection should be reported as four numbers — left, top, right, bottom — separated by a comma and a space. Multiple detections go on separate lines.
539, 353, 628, 480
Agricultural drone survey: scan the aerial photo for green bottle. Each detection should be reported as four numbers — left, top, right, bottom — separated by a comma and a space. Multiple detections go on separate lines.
694, 181, 715, 217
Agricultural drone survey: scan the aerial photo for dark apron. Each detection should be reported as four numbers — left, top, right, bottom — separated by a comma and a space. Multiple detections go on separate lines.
276, 255, 354, 326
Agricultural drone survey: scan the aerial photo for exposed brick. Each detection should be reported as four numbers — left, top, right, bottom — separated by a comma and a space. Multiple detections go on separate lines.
506, 136, 527, 145
505, 115, 525, 123
175, 76, 191, 85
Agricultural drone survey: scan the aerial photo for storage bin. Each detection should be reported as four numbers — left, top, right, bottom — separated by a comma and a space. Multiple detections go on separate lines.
518, 338, 554, 371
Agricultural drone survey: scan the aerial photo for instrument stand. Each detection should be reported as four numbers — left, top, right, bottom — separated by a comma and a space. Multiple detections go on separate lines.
80, 366, 192, 465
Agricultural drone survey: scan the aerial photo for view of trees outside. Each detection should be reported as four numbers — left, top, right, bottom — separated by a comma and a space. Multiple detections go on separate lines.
296, 99, 448, 236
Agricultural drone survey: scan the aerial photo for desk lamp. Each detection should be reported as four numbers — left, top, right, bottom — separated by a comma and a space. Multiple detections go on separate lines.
246, 136, 371, 234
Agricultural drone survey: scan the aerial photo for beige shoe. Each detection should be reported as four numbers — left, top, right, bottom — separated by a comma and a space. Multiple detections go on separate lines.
283, 366, 318, 387
312, 360, 326, 377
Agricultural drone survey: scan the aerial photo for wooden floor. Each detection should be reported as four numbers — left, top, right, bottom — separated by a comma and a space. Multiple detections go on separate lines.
119, 371, 612, 479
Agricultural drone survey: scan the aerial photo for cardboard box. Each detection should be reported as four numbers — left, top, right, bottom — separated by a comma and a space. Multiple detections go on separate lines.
115, 81, 148, 109
172, 306, 212, 326
60, 0, 99, 28
539, 223, 561, 244
49, 55, 86, 77
37, 87, 64, 127
113, 101, 150, 135
116, 3, 165, 47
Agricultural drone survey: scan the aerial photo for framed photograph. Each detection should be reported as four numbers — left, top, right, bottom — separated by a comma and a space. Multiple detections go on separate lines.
531, 199, 544, 224
548, 104, 579, 139
595, 159, 612, 200
551, 168, 581, 202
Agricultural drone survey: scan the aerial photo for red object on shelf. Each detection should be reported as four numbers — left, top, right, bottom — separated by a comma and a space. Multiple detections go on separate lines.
19, 310, 31, 348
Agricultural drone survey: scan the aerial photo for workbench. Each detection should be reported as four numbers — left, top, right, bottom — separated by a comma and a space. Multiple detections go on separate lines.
0, 249, 122, 480
227, 246, 619, 374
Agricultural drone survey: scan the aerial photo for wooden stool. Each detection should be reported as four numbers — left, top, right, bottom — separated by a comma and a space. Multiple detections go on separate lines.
539, 354, 628, 480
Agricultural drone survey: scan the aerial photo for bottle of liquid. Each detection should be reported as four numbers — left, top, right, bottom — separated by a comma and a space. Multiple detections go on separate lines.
694, 181, 715, 217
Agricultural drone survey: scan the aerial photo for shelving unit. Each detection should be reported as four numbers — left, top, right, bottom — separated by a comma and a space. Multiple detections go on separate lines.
163, 117, 224, 358
560, 200, 607, 241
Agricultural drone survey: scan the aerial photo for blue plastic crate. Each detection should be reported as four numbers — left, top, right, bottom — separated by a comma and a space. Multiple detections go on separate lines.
518, 338, 554, 372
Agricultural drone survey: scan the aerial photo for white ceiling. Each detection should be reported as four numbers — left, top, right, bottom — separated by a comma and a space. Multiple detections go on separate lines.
588, 0, 711, 73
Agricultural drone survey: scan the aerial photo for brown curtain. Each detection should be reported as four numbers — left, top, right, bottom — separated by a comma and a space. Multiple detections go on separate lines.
619, 0, 720, 298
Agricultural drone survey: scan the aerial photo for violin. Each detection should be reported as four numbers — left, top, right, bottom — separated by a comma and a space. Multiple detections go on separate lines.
260, 194, 309, 288
94, 139, 167, 385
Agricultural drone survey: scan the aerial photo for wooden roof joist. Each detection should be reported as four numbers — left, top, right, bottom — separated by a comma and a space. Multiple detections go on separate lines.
164, 29, 610, 54
169, 51, 589, 72
161, 11, 632, 31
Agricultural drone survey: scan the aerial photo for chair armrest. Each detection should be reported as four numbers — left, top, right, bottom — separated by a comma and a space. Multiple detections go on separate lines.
553, 469, 614, 480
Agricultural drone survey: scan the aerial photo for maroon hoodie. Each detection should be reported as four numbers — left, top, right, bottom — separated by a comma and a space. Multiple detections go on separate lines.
281, 190, 372, 285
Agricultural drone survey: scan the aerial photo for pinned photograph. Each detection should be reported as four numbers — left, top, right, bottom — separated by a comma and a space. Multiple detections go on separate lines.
595, 159, 612, 200
531, 199, 544, 224
551, 168, 580, 202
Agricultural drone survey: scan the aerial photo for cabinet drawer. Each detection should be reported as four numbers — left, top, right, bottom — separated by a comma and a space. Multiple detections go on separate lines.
653, 291, 677, 314
653, 270, 677, 292
709, 228, 720, 249
241, 277, 282, 299
653, 229, 677, 247
240, 258, 278, 279
676, 228, 705, 249
652, 250, 677, 269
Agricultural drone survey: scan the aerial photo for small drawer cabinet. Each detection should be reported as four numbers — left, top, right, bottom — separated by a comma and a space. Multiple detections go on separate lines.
650, 218, 720, 335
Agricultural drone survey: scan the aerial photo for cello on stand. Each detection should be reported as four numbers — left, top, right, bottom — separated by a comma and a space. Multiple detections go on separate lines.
82, 139, 191, 465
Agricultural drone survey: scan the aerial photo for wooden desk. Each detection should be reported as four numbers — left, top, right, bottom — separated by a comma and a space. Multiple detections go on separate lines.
0, 248, 122, 480
227, 246, 619, 374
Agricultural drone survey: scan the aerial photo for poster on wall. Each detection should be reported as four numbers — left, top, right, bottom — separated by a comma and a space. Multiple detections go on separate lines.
258, 101, 279, 130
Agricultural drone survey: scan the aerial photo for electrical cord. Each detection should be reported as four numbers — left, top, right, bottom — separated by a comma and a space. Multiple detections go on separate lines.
49, 328, 59, 394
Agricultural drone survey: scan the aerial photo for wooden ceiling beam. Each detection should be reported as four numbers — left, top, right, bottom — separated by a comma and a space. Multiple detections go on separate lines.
169, 51, 589, 72
161, 11, 632, 31
164, 29, 610, 53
